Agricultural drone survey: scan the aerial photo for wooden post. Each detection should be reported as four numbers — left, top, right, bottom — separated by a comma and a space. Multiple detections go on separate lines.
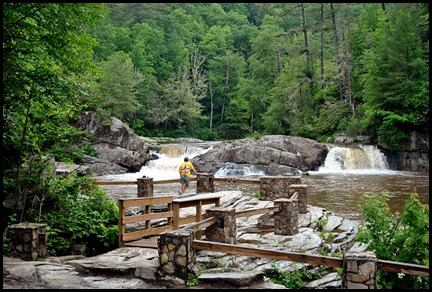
173, 202, 180, 229
195, 200, 203, 239
118, 200, 126, 247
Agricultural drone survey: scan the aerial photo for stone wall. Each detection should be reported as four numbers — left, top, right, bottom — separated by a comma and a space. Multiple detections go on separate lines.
5, 223, 47, 260
259, 176, 302, 201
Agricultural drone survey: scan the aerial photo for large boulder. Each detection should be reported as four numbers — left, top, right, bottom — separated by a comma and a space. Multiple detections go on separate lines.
193, 135, 329, 174
74, 111, 151, 174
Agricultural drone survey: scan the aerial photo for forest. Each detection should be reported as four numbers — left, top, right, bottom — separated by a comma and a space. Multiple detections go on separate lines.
4, 3, 429, 159
87, 3, 429, 149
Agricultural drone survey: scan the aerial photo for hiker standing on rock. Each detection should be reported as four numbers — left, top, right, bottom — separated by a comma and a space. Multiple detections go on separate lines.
178, 157, 199, 195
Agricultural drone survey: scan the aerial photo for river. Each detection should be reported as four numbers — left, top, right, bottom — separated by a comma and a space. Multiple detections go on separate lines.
96, 144, 429, 223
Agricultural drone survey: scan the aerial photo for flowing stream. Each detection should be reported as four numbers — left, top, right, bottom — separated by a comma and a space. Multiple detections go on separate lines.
96, 144, 429, 222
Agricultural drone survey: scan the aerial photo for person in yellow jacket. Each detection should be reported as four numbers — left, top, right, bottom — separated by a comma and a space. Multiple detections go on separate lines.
178, 157, 199, 195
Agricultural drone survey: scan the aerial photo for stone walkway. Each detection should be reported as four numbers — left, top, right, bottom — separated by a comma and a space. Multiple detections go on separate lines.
3, 191, 364, 289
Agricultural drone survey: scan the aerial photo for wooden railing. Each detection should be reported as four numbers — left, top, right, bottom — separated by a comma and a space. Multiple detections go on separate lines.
117, 194, 221, 246
107, 179, 429, 278
118, 196, 174, 245
191, 240, 429, 277
93, 177, 261, 186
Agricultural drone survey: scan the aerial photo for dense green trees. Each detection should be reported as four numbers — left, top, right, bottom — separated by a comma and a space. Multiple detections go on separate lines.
3, 3, 117, 253
353, 4, 429, 150
84, 3, 428, 148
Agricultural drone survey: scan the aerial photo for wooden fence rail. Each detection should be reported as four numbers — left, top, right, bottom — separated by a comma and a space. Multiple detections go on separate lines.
192, 240, 429, 277
118, 194, 221, 246
107, 179, 429, 278
118, 196, 174, 245
93, 177, 261, 186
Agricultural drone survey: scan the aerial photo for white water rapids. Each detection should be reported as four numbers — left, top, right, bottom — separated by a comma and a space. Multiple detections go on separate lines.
96, 144, 429, 221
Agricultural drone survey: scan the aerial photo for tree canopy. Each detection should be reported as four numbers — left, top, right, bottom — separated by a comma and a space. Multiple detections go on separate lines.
82, 3, 428, 147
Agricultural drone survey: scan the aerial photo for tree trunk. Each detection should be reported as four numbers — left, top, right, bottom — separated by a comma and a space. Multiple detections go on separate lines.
300, 3, 313, 83
341, 17, 355, 114
330, 3, 344, 101
220, 51, 231, 123
209, 77, 214, 131
320, 3, 325, 89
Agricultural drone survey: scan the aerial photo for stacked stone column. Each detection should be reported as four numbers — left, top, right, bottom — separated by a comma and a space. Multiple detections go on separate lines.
204, 207, 237, 244
196, 173, 214, 193
289, 184, 308, 213
273, 198, 299, 235
342, 251, 377, 289
5, 223, 48, 260
137, 177, 153, 197
158, 229, 197, 280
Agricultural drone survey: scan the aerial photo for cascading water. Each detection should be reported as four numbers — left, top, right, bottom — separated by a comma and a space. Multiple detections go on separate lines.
96, 142, 428, 221
214, 163, 266, 178
99, 145, 211, 181
314, 145, 393, 174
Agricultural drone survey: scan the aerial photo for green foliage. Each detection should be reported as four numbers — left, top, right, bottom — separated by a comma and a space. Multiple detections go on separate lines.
186, 272, 199, 286
80, 3, 429, 151
252, 132, 262, 140
194, 127, 220, 141
356, 4, 429, 151
311, 101, 352, 138
3, 241, 10, 254
86, 51, 144, 125
320, 231, 337, 244
2, 3, 109, 231
356, 193, 429, 289
210, 258, 227, 268
40, 174, 119, 256
214, 123, 249, 140
253, 192, 261, 199
270, 261, 320, 289
316, 218, 327, 231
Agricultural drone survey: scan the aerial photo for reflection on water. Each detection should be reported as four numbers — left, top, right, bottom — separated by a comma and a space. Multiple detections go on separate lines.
303, 171, 429, 222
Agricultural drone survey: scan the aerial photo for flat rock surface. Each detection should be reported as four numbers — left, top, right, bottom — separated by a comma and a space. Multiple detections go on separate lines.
3, 191, 364, 289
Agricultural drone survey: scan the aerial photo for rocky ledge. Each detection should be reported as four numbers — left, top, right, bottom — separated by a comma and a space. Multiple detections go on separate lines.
3, 191, 366, 289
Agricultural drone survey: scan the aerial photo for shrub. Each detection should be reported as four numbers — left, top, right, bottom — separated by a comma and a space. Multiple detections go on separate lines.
40, 174, 119, 256
269, 261, 320, 289
356, 193, 429, 289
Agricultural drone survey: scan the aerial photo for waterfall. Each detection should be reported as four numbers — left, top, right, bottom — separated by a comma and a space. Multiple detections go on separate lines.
100, 145, 211, 181
99, 143, 395, 181
316, 145, 392, 174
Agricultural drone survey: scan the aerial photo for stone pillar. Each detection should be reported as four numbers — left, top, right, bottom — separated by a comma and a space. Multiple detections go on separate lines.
158, 229, 197, 281
6, 223, 48, 260
259, 176, 302, 201
196, 173, 214, 193
204, 207, 237, 244
137, 177, 153, 197
342, 251, 377, 289
273, 198, 299, 235
289, 184, 308, 213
